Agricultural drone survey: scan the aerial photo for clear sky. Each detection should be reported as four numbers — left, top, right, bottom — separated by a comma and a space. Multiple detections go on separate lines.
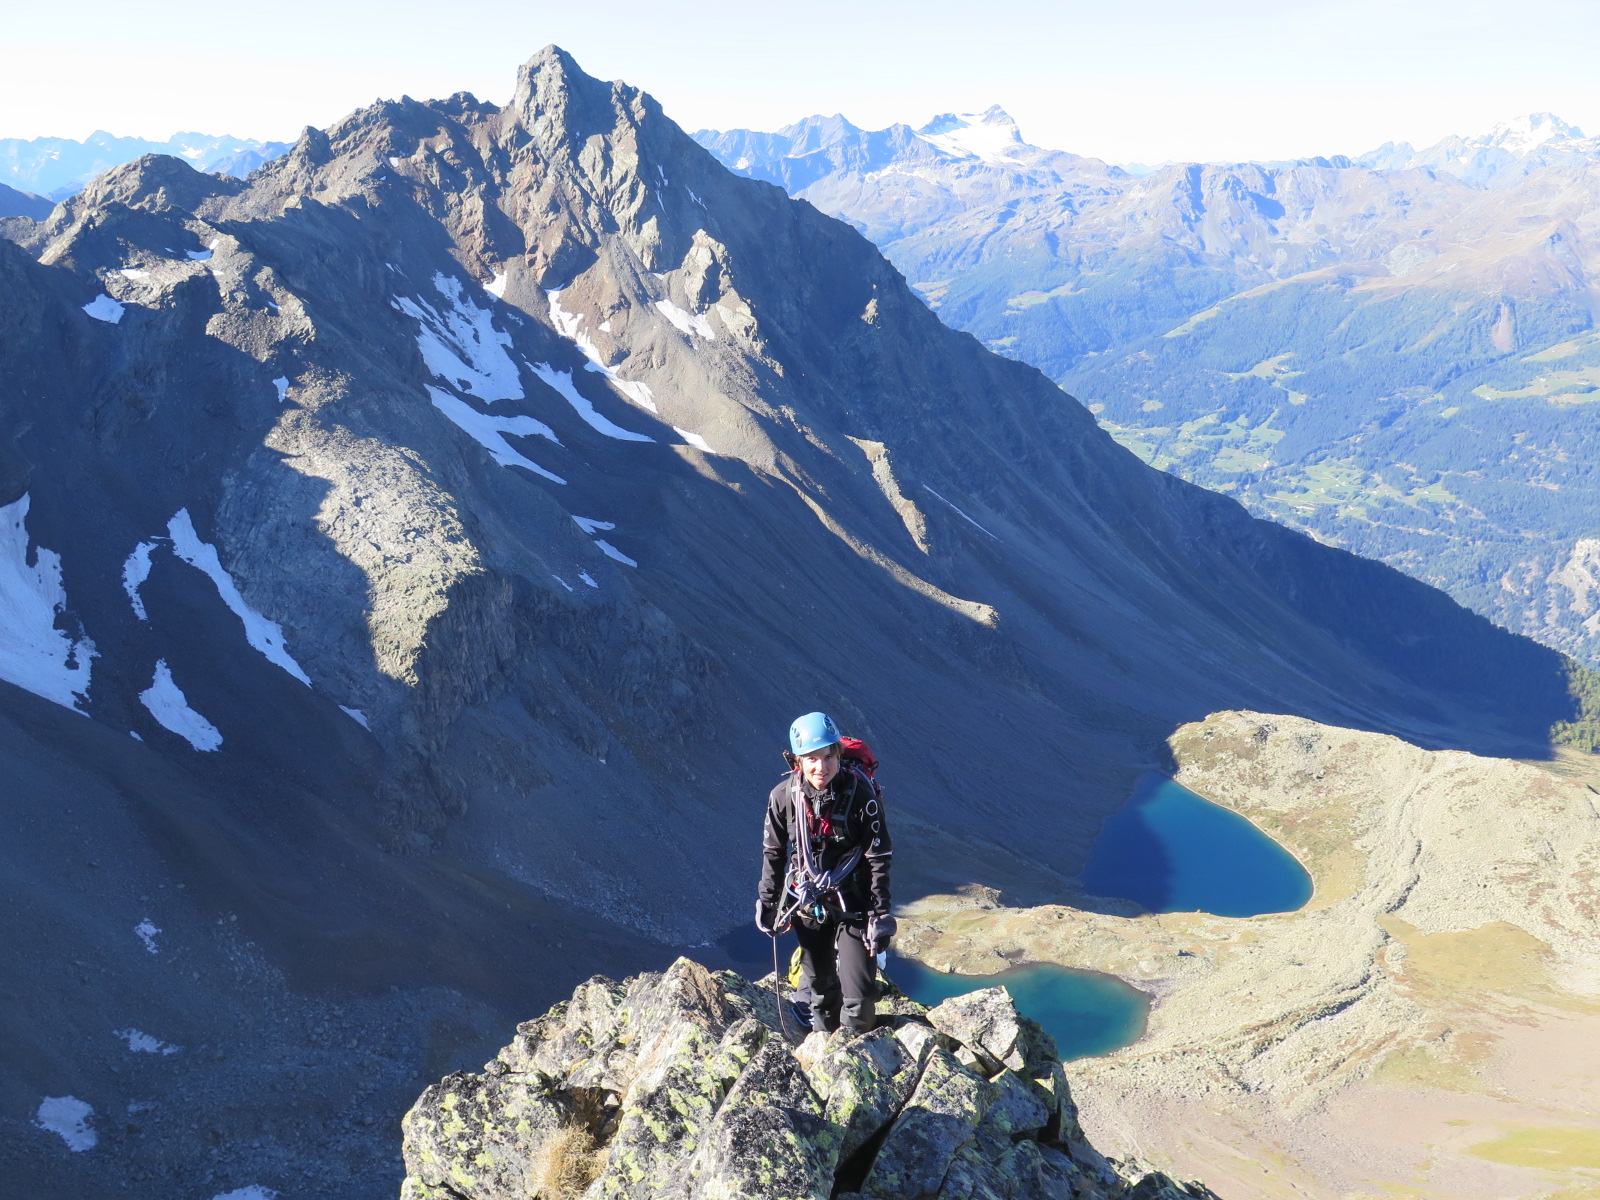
7, 0, 1600, 164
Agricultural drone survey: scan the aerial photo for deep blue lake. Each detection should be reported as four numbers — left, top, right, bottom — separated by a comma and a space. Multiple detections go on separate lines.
885, 953, 1148, 1060
1081, 773, 1313, 917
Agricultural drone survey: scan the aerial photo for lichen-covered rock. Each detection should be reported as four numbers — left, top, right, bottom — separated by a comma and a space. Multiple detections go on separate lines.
398, 957, 1218, 1200
860, 1046, 993, 1199
925, 987, 1029, 1074
795, 1025, 927, 1163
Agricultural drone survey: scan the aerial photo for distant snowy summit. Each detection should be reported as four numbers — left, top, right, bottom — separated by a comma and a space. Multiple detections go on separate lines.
694, 105, 1121, 208
1358, 112, 1600, 185
915, 106, 1031, 163
0, 130, 290, 199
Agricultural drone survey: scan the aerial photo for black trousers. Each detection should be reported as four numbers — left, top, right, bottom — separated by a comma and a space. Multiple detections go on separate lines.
794, 916, 877, 1034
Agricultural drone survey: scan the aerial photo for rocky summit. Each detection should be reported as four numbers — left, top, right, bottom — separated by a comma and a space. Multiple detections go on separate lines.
399, 957, 1212, 1200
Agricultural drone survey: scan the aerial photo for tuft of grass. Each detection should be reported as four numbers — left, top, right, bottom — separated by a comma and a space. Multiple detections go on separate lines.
529, 1123, 604, 1200
1467, 1126, 1600, 1171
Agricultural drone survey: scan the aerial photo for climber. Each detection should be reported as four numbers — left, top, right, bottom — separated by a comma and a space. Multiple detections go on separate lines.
756, 710, 895, 1034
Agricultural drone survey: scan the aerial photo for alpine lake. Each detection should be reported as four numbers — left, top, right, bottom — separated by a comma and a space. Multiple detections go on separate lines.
715, 774, 1311, 1060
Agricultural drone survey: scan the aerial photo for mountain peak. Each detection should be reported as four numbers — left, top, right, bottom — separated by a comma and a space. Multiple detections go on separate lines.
915, 107, 1026, 163
1482, 111, 1586, 153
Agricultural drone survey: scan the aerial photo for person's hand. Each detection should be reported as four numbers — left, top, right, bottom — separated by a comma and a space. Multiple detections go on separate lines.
756, 898, 777, 935
867, 915, 897, 955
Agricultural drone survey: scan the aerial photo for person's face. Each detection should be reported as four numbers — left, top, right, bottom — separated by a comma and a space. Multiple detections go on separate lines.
799, 747, 840, 791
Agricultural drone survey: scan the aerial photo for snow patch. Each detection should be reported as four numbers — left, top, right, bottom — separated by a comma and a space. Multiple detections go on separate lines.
135, 919, 161, 954
122, 540, 158, 621
531, 364, 654, 441
167, 509, 312, 685
34, 1097, 96, 1151
544, 291, 661, 415
655, 299, 716, 340
915, 109, 1027, 164
578, 572, 598, 588
211, 1188, 279, 1200
82, 294, 124, 323
338, 705, 370, 730
428, 387, 566, 483
118, 268, 148, 280
551, 574, 574, 592
0, 494, 95, 712
186, 248, 212, 262
688, 188, 704, 206
594, 540, 637, 567
272, 377, 290, 402
571, 516, 616, 534
484, 271, 508, 298
610, 377, 658, 412
115, 1029, 180, 1055
394, 273, 523, 401
673, 427, 715, 454
140, 659, 223, 752
922, 485, 999, 538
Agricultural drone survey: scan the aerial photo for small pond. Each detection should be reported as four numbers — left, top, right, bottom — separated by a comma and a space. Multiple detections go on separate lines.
1081, 772, 1313, 917
885, 953, 1148, 1060
711, 926, 1147, 1059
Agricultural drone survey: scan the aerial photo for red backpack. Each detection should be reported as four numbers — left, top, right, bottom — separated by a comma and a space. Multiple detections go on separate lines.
838, 736, 883, 803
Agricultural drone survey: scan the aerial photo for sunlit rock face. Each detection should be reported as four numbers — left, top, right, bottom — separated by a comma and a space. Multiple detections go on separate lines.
399, 956, 1216, 1200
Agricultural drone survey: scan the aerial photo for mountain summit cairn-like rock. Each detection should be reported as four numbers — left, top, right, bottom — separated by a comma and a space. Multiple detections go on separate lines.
399, 957, 1215, 1200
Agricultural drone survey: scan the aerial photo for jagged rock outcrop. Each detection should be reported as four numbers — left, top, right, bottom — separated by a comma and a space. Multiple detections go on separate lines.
400, 958, 1213, 1200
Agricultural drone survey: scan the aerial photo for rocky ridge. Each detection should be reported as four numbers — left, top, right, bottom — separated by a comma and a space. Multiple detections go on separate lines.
399, 957, 1214, 1200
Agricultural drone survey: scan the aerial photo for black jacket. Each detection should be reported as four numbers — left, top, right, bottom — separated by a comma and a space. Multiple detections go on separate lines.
758, 766, 892, 920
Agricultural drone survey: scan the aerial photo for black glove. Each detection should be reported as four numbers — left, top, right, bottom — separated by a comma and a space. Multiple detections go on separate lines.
756, 898, 777, 935
867, 914, 897, 955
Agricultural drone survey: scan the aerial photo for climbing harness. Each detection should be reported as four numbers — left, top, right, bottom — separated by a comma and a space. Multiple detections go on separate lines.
765, 732, 888, 1038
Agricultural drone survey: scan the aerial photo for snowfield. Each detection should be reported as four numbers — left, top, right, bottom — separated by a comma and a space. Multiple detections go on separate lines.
167, 510, 312, 686
531, 363, 655, 441
139, 659, 223, 751
0, 494, 95, 713
427, 387, 566, 483
34, 1097, 96, 1151
82, 294, 125, 323
394, 274, 524, 401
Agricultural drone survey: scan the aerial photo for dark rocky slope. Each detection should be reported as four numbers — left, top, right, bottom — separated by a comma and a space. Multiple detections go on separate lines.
0, 47, 1586, 1197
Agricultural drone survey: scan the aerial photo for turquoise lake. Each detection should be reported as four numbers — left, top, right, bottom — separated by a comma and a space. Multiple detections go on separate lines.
712, 927, 1148, 1059
1081, 773, 1313, 917
885, 953, 1148, 1060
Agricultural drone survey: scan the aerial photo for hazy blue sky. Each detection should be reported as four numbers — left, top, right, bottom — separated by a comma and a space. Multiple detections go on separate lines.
8, 0, 1600, 163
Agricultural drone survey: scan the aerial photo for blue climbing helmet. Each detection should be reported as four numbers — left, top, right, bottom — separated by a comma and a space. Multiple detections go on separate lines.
789, 711, 841, 756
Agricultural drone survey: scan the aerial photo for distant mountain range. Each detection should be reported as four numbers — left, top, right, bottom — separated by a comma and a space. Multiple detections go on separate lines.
696, 110, 1600, 669
0, 130, 290, 199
